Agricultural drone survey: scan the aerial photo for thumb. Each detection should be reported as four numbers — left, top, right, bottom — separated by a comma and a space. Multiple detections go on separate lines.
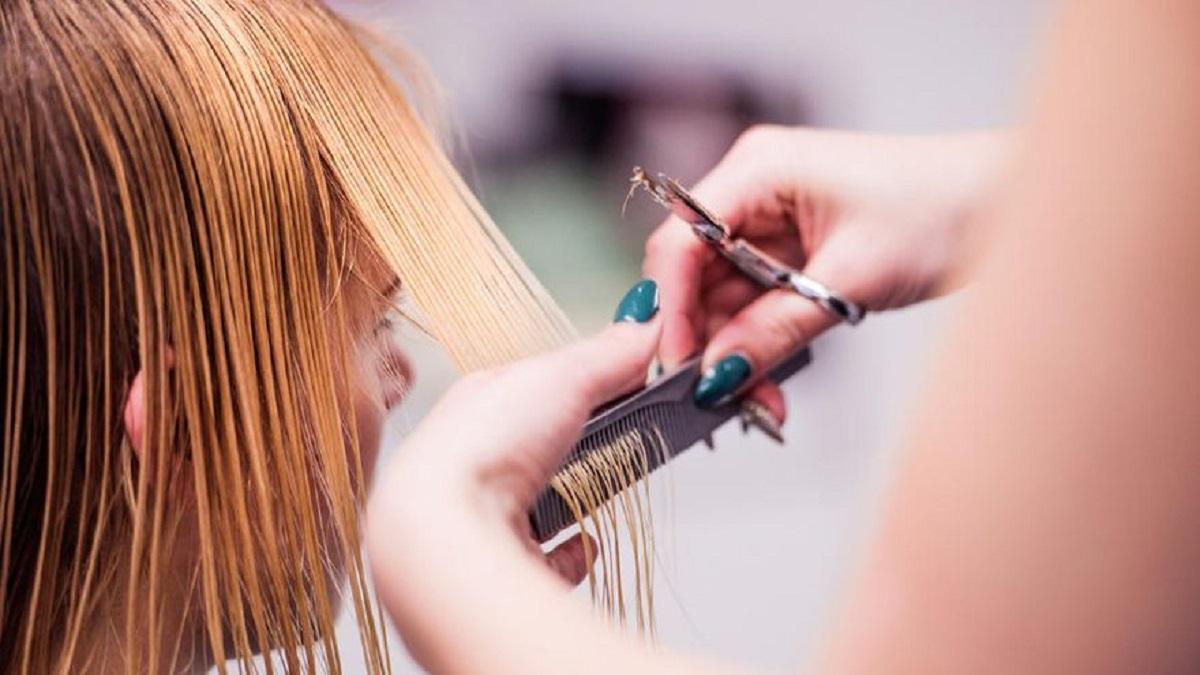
542, 319, 662, 414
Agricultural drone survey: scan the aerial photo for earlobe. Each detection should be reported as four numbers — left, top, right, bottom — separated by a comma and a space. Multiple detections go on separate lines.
123, 369, 148, 458
122, 348, 174, 459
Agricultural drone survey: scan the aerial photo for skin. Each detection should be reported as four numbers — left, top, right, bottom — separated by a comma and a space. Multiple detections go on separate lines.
366, 0, 1200, 673
367, 321, 727, 673
641, 128, 1011, 424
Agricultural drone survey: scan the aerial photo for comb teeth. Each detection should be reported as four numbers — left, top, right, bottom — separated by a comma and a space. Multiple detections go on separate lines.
528, 346, 811, 543
530, 405, 674, 542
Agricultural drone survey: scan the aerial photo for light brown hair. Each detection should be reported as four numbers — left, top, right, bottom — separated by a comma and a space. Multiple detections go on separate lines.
0, 0, 572, 672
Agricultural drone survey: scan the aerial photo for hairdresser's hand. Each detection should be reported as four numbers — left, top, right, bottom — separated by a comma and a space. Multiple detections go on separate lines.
370, 316, 658, 579
366, 295, 676, 674
644, 127, 1010, 422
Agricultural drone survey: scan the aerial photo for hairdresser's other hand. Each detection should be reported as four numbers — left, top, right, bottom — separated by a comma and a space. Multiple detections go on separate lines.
644, 127, 1010, 421
366, 299, 670, 674
370, 317, 658, 578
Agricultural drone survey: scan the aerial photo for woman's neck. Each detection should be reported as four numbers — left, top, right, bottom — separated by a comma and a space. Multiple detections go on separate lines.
65, 559, 213, 674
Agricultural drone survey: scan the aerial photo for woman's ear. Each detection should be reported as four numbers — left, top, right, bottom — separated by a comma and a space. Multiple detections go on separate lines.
122, 369, 148, 458
122, 349, 174, 459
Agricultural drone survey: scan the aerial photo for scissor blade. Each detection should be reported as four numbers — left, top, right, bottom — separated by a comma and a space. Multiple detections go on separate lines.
630, 167, 726, 242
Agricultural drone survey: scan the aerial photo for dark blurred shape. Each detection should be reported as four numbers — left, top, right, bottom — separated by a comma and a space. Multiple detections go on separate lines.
474, 53, 810, 249
468, 51, 812, 321
529, 55, 809, 183
550, 73, 623, 164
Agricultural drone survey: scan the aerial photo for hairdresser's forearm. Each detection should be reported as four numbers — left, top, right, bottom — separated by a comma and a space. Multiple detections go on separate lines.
369, 476, 734, 675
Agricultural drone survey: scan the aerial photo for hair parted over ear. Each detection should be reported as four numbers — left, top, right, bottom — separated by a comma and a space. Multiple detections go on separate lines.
122, 369, 149, 458
2, 2, 668, 671
0, 1, 574, 672
123, 349, 176, 458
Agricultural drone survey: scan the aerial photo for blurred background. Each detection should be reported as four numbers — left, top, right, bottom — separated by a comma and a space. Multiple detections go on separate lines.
329, 1, 1049, 671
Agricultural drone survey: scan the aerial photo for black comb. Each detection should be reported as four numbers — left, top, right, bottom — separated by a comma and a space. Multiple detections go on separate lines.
528, 345, 812, 542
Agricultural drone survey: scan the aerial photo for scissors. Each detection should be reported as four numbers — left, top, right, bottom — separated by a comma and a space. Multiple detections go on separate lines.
527, 168, 865, 542
629, 167, 865, 325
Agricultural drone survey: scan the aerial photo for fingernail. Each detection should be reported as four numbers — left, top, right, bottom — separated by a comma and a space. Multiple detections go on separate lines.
612, 279, 659, 324
693, 354, 752, 408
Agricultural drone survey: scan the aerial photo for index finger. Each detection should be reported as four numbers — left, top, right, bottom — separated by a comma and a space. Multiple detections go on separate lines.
640, 166, 759, 367
642, 217, 710, 367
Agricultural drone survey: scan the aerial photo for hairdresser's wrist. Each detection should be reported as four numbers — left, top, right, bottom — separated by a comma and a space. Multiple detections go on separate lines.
797, 128, 1013, 288
367, 468, 627, 675
919, 130, 1016, 283
369, 451, 516, 544
368, 498, 727, 675
366, 457, 534, 607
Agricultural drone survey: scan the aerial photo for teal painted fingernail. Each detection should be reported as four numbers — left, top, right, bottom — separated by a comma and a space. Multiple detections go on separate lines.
612, 279, 659, 323
693, 354, 752, 408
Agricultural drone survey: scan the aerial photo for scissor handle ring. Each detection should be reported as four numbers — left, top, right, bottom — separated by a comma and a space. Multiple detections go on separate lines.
784, 273, 866, 325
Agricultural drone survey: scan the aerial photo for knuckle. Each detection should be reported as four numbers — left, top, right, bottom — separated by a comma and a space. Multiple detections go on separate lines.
764, 311, 806, 348
447, 369, 494, 397
764, 298, 811, 347
558, 360, 611, 416
565, 372, 600, 413
732, 124, 783, 154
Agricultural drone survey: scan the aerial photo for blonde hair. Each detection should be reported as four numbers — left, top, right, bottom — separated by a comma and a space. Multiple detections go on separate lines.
0, 0, 572, 672
551, 429, 662, 635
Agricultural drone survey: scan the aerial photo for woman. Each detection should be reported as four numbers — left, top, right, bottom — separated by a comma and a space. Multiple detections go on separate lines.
0, 1, 580, 672
368, 0, 1200, 673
